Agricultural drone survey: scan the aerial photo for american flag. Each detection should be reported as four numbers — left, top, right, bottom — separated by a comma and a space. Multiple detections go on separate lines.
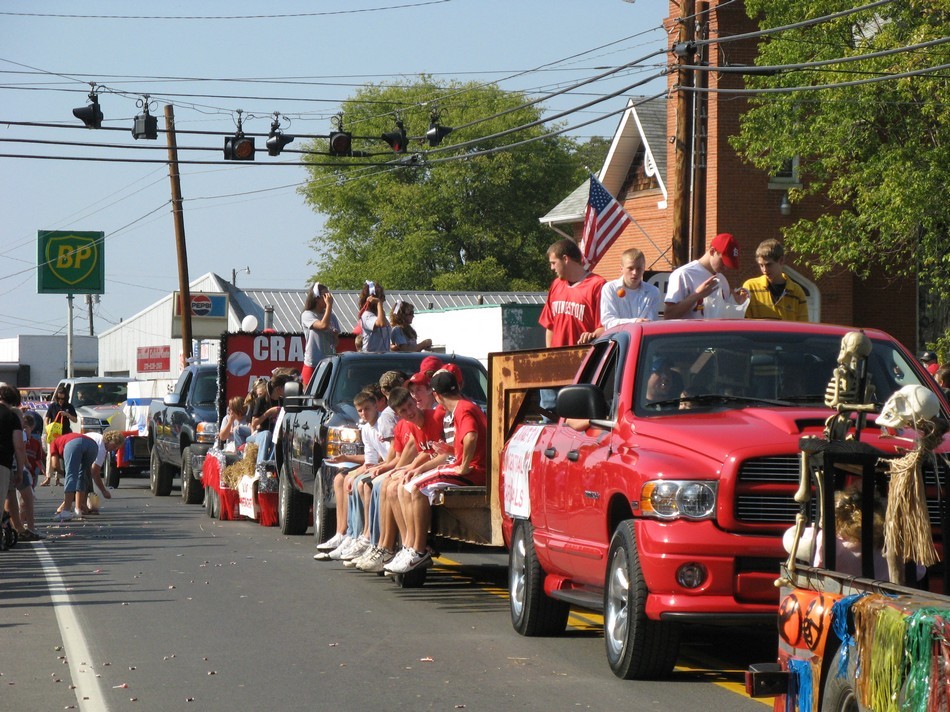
580, 174, 631, 269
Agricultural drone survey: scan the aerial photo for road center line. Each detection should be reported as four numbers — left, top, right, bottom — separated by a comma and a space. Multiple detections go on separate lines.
34, 542, 111, 712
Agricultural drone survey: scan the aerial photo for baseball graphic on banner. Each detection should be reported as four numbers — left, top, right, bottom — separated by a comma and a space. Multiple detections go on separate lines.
227, 351, 252, 377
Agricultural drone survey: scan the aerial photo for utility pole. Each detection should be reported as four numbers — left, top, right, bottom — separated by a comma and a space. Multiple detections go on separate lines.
690, 1, 709, 261
66, 294, 74, 378
165, 104, 192, 365
671, 0, 696, 267
85, 293, 94, 336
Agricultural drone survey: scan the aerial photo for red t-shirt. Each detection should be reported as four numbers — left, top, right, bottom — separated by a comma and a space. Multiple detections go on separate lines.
50, 432, 85, 458
450, 398, 488, 485
407, 408, 445, 456
392, 419, 416, 456
539, 273, 606, 347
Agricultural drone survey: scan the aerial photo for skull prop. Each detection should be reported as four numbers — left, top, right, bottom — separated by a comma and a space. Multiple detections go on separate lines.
837, 330, 872, 369
876, 385, 940, 431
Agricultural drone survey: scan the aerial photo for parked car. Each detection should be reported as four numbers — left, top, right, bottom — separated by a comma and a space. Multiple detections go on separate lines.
54, 377, 131, 434
280, 352, 488, 538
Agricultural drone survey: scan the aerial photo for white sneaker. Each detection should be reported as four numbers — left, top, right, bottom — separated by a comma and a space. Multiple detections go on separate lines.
357, 547, 393, 573
384, 547, 414, 574
53, 510, 74, 522
342, 537, 370, 565
328, 535, 355, 560
316, 532, 345, 552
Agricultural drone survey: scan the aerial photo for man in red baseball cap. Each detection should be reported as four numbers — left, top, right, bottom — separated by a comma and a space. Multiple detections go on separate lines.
664, 232, 748, 319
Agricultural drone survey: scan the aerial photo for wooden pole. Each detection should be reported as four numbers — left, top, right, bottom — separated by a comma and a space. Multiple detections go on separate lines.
670, 0, 695, 267
164, 104, 192, 364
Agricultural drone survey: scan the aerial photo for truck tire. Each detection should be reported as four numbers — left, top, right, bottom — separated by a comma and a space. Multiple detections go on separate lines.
180, 446, 204, 505
604, 520, 680, 680
104, 454, 120, 489
149, 446, 174, 497
278, 465, 309, 535
821, 645, 866, 712
312, 470, 336, 546
509, 519, 569, 636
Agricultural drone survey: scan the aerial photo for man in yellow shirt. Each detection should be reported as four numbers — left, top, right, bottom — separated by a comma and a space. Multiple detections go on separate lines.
743, 239, 809, 321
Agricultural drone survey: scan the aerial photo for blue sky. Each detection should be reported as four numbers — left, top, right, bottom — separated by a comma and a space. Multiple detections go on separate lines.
0, 0, 668, 341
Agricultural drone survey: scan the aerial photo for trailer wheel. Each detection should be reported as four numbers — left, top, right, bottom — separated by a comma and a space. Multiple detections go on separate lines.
149, 446, 173, 497
509, 519, 569, 636
180, 446, 204, 505
604, 520, 680, 679
821, 646, 866, 712
104, 454, 120, 489
393, 567, 428, 588
278, 465, 309, 535
312, 470, 336, 546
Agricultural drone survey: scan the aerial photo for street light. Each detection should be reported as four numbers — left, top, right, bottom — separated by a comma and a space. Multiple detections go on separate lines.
232, 266, 250, 286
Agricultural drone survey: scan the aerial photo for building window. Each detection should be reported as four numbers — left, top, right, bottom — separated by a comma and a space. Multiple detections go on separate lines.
768, 156, 801, 189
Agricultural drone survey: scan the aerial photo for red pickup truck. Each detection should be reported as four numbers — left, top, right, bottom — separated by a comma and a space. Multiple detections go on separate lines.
496, 320, 947, 680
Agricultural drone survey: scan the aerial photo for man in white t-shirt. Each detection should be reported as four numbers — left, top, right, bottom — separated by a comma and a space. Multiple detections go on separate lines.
664, 232, 748, 319
600, 247, 662, 328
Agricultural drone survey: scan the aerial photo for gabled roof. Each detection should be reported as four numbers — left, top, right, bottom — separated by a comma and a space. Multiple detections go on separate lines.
539, 95, 668, 227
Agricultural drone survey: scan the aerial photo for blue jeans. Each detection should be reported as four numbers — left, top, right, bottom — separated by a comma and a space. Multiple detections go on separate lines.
346, 486, 363, 538
63, 437, 97, 494
247, 430, 273, 464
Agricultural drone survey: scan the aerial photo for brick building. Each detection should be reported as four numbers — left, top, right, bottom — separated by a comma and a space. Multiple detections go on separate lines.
541, 0, 917, 349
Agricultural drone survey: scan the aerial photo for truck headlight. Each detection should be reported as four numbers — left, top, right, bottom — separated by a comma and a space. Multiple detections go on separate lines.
640, 480, 717, 520
196, 421, 219, 444
325, 426, 362, 458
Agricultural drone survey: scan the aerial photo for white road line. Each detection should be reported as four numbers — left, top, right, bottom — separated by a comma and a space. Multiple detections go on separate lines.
34, 542, 111, 712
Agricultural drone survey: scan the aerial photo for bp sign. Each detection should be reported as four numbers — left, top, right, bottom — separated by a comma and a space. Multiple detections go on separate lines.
37, 230, 105, 294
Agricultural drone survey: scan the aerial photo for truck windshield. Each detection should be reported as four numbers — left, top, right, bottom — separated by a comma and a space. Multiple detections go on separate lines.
635, 332, 931, 414
192, 372, 218, 406
73, 383, 127, 407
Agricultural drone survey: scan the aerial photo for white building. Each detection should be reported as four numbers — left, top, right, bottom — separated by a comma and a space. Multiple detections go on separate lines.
0, 334, 98, 386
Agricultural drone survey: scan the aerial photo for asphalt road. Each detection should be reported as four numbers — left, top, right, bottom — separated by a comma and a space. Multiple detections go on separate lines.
2, 476, 777, 711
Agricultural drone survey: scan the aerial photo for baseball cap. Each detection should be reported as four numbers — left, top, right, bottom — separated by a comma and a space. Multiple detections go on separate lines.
442, 363, 464, 388
650, 356, 672, 373
919, 350, 938, 363
419, 355, 444, 375
408, 371, 430, 387
430, 369, 460, 396
378, 370, 406, 391
710, 232, 739, 269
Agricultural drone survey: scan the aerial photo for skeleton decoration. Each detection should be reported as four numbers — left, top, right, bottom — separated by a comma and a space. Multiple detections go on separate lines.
823, 330, 876, 440
878, 384, 945, 584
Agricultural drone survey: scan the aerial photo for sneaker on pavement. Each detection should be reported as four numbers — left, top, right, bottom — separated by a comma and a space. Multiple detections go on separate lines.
53, 510, 74, 522
316, 532, 345, 552
357, 547, 393, 573
341, 536, 370, 562
384, 547, 415, 574
405, 549, 433, 571
328, 535, 355, 560
18, 529, 40, 542
313, 551, 332, 561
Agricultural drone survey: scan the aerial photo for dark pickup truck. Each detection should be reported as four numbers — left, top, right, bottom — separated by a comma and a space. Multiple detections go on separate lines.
279, 352, 488, 538
148, 363, 220, 503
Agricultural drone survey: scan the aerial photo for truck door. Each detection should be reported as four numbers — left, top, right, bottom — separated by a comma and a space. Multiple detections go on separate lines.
542, 341, 620, 579
161, 370, 192, 462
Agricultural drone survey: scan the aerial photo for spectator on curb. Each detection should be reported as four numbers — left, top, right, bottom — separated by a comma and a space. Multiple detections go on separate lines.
48, 430, 121, 522
920, 350, 940, 377
664, 232, 748, 320
0, 384, 29, 542
742, 239, 808, 321
600, 247, 662, 327
45, 385, 77, 485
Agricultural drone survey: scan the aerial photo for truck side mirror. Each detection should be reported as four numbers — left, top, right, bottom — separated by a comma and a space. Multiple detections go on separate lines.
557, 384, 609, 420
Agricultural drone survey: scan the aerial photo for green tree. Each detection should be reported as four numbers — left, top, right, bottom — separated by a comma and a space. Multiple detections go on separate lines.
731, 0, 950, 347
299, 77, 588, 292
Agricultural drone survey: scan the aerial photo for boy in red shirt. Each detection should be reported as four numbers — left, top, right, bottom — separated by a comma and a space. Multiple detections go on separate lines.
387, 369, 487, 574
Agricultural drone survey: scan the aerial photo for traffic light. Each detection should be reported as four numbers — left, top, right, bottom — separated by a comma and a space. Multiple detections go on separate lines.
426, 121, 452, 147
224, 134, 255, 161
328, 131, 352, 157
381, 122, 407, 153
132, 111, 158, 140
73, 93, 103, 129
266, 130, 294, 156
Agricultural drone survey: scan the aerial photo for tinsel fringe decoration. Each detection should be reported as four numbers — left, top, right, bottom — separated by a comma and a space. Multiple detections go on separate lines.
930, 615, 949, 712
831, 593, 866, 678
883, 449, 939, 583
852, 595, 888, 706
220, 443, 258, 489
786, 657, 814, 712
865, 604, 907, 712
902, 607, 946, 712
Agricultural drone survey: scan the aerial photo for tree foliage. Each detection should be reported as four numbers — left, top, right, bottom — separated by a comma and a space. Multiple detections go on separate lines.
731, 0, 950, 308
299, 78, 590, 292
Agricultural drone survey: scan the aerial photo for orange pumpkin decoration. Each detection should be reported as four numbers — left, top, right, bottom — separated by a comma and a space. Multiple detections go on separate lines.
779, 592, 806, 647
802, 593, 839, 652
